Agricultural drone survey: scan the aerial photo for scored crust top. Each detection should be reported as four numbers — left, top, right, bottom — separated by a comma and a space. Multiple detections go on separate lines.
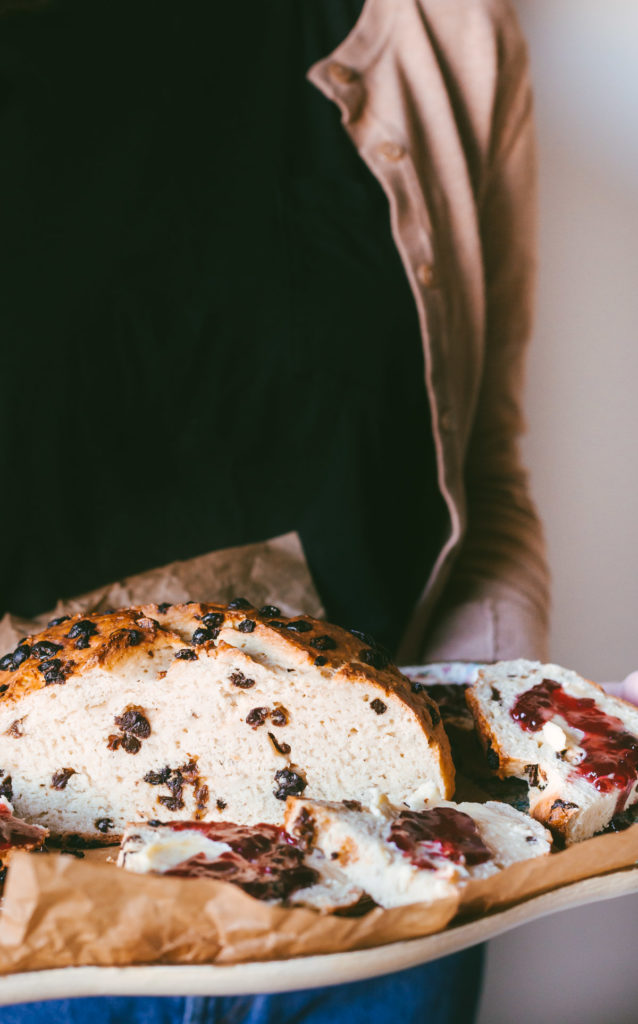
0, 599, 451, 780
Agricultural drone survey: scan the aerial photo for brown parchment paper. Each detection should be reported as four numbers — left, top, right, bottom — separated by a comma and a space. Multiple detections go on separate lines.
0, 853, 458, 974
0, 531, 324, 653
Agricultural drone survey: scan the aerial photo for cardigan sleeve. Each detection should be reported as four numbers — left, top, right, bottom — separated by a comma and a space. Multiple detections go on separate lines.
421, 5, 551, 663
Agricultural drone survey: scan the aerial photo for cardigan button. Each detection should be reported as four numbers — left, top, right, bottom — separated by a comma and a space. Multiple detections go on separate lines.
328, 62, 358, 84
377, 141, 405, 162
417, 262, 437, 288
439, 409, 455, 432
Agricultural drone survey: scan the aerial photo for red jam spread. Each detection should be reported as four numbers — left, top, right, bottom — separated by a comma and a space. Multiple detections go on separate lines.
162, 821, 318, 900
0, 802, 47, 853
511, 678, 638, 809
388, 807, 492, 870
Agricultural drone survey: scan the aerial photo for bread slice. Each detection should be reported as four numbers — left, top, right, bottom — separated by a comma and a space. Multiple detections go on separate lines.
0, 796, 48, 891
0, 602, 453, 843
117, 819, 362, 912
466, 659, 638, 843
284, 796, 551, 908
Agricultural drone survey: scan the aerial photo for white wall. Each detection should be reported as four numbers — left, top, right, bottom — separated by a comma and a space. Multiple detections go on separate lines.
478, 4, 638, 1021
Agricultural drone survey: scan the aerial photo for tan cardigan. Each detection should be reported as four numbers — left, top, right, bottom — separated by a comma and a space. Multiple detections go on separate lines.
308, 0, 550, 664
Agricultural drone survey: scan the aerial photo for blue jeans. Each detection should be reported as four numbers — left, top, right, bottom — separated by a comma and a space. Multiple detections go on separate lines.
0, 947, 484, 1023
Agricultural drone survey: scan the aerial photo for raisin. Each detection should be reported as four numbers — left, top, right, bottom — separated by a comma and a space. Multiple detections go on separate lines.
66, 621, 97, 640
273, 768, 307, 801
148, 820, 163, 827
228, 597, 252, 610
39, 658, 62, 674
51, 768, 76, 790
144, 767, 171, 785
175, 648, 197, 661
202, 612, 225, 628
246, 707, 269, 728
195, 784, 209, 810
230, 670, 255, 689
192, 627, 213, 646
107, 735, 121, 751
121, 734, 142, 754
310, 635, 336, 651
428, 704, 441, 727
114, 708, 151, 738
216, 798, 227, 811
0, 684, 8, 694
32, 641, 63, 659
285, 620, 313, 633
550, 799, 579, 812
0, 775, 13, 800
259, 605, 281, 617
292, 807, 316, 850
370, 698, 387, 715
268, 731, 291, 756
95, 818, 114, 833
238, 619, 256, 633
157, 603, 172, 614
270, 706, 289, 726
525, 764, 540, 787
48, 615, 70, 627
179, 760, 198, 780
344, 794, 364, 811
158, 795, 184, 811
74, 636, 91, 650
12, 644, 31, 667
491, 687, 501, 701
343, 799, 363, 811
123, 628, 143, 646
0, 655, 15, 672
525, 835, 537, 843
359, 649, 389, 670
314, 656, 327, 667
348, 628, 377, 647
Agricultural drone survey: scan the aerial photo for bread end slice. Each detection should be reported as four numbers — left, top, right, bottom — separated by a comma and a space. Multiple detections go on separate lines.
467, 660, 638, 843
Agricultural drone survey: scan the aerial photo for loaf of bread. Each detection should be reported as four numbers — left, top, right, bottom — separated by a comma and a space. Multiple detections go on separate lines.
284, 795, 551, 908
0, 601, 453, 843
117, 819, 362, 912
466, 660, 638, 843
0, 796, 48, 891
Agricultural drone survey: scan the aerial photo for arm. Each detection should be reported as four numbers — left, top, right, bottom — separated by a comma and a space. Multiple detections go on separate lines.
423, 9, 550, 663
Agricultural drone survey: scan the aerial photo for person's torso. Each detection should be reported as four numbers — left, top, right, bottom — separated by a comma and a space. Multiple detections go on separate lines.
0, 0, 447, 651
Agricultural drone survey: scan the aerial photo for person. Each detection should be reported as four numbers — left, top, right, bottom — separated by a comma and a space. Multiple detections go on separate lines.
0, 0, 555, 1021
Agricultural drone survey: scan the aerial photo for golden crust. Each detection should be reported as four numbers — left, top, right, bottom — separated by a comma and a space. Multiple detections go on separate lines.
0, 601, 454, 797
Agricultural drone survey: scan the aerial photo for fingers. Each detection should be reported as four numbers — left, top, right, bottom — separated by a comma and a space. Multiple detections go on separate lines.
621, 670, 638, 706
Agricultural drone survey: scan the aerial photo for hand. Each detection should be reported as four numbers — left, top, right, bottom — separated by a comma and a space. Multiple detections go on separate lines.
600, 671, 638, 706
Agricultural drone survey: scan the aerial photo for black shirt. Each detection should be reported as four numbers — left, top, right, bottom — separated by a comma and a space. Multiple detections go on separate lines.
0, 1, 447, 652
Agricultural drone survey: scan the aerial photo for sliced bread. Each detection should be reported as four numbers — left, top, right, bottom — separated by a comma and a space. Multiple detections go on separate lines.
284, 795, 551, 908
466, 659, 638, 843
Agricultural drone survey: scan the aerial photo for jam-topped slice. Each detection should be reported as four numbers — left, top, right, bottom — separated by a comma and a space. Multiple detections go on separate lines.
511, 678, 638, 808
161, 820, 318, 901
388, 807, 492, 871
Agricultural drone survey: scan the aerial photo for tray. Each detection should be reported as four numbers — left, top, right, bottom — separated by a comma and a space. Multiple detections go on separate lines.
1, 866, 637, 1005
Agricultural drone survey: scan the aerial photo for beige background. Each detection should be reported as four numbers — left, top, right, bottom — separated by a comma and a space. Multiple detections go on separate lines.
478, 3, 638, 1021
